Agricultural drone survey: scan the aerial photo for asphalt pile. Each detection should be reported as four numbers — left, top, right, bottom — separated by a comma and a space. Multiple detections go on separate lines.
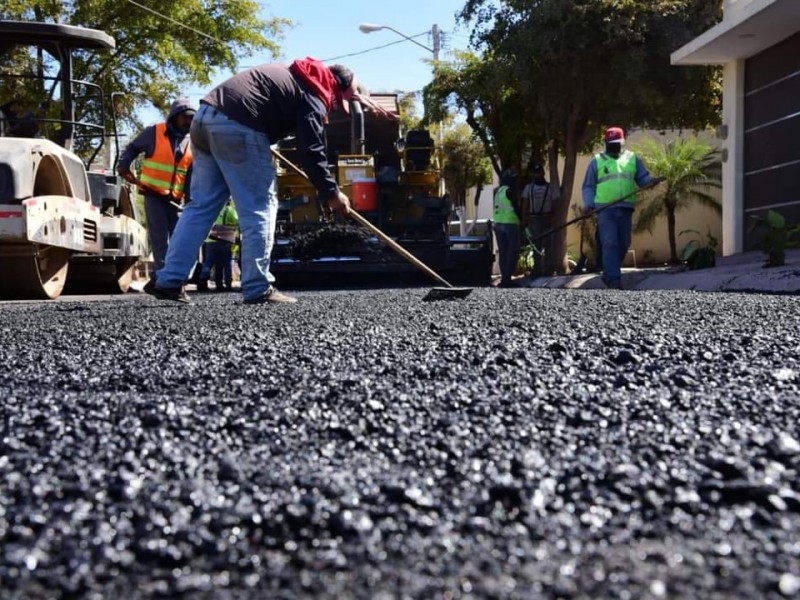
288, 224, 380, 262
0, 288, 799, 599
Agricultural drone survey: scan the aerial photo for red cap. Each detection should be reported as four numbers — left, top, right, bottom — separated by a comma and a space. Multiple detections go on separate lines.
605, 127, 625, 144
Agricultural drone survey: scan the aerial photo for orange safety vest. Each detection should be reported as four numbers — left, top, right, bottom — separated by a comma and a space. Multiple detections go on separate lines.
138, 123, 193, 201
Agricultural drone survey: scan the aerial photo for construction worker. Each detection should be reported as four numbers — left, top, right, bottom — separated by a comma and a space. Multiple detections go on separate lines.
522, 162, 557, 277
582, 127, 658, 289
149, 58, 395, 304
117, 97, 196, 292
198, 200, 239, 292
493, 169, 523, 288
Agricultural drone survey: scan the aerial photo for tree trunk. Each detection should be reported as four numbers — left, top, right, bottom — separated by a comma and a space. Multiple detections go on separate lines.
550, 120, 583, 274
667, 206, 678, 263
464, 184, 484, 235
465, 113, 501, 177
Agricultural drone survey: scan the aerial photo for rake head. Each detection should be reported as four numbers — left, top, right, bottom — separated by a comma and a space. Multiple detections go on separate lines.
422, 287, 473, 302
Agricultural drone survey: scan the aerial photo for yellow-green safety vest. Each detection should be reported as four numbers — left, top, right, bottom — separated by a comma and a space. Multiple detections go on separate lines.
493, 186, 520, 225
207, 204, 239, 243
595, 150, 638, 205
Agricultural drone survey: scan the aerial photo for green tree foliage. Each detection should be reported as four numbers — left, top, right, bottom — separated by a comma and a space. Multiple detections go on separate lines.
1, 0, 288, 126
441, 123, 493, 208
634, 137, 722, 263
397, 92, 424, 133
424, 50, 537, 178
427, 0, 723, 272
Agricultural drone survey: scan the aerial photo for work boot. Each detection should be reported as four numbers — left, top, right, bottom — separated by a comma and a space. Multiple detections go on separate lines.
196, 280, 209, 292
143, 278, 157, 295
153, 285, 191, 304
243, 287, 297, 305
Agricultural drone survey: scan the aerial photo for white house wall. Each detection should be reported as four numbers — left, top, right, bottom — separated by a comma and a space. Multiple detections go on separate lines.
722, 60, 745, 254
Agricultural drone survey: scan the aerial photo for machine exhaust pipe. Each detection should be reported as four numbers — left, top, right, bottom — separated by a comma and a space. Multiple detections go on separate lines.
350, 101, 365, 154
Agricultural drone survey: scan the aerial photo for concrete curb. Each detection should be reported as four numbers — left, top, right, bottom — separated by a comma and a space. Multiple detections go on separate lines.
518, 249, 800, 294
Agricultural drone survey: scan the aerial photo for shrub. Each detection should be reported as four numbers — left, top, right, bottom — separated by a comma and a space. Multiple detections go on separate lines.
679, 228, 718, 270
747, 210, 800, 267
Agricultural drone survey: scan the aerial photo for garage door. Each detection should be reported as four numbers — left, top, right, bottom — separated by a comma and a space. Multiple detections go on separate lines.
743, 31, 800, 249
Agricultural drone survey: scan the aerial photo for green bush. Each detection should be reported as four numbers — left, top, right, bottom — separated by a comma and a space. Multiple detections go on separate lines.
747, 210, 800, 267
517, 243, 537, 274
679, 228, 718, 270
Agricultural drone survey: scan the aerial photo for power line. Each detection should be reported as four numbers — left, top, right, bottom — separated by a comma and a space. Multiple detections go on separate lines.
124, 0, 228, 46
119, 3, 442, 68
321, 33, 430, 62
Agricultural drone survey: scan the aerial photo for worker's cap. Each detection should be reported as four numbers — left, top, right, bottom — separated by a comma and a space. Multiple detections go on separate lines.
168, 97, 197, 121
500, 169, 516, 188
530, 162, 545, 173
329, 64, 354, 92
604, 127, 625, 144
329, 64, 360, 114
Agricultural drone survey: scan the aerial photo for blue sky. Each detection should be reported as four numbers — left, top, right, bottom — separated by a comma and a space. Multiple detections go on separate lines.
138, 0, 472, 122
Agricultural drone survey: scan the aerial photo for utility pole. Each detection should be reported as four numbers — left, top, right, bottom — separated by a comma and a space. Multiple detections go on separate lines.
431, 24, 444, 194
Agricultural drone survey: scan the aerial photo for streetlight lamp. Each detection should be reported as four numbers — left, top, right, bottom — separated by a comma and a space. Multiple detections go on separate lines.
358, 23, 440, 62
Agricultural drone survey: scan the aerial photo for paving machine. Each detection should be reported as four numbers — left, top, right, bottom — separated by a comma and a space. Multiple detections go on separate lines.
271, 96, 493, 286
0, 20, 148, 299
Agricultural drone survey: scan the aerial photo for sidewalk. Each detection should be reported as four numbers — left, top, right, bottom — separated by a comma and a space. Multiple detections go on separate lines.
519, 249, 800, 294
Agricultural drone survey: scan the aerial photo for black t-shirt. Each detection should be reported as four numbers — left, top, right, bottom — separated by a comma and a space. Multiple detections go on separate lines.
202, 63, 337, 200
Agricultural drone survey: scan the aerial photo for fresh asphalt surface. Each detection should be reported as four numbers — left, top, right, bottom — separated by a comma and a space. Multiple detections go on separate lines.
1, 287, 799, 599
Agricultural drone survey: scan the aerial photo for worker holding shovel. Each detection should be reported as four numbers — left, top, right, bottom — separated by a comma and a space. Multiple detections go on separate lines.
582, 127, 660, 289
493, 169, 523, 288
117, 97, 196, 293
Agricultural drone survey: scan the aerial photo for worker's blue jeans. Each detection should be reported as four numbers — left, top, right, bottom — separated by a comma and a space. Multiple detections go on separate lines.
596, 206, 633, 284
200, 241, 233, 289
156, 104, 277, 301
494, 223, 520, 284
143, 192, 180, 275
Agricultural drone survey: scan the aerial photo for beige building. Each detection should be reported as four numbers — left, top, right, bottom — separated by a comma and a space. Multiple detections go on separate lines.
672, 0, 800, 255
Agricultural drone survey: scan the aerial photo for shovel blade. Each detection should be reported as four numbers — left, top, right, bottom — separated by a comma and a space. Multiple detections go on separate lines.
422, 287, 473, 301
571, 254, 588, 275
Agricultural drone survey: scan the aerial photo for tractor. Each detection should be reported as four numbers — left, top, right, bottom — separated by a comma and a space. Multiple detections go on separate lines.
0, 20, 148, 299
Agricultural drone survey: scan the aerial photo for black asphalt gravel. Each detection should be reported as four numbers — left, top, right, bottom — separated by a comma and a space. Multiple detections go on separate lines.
1, 287, 799, 599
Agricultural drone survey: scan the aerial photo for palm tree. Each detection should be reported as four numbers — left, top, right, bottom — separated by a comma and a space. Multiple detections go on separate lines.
633, 137, 722, 264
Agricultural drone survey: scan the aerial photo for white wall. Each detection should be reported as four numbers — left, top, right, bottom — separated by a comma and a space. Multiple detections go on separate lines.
720, 60, 745, 254
724, 0, 760, 17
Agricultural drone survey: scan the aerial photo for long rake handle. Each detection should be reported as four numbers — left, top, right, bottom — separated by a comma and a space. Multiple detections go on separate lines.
528, 180, 661, 244
347, 210, 454, 288
271, 148, 455, 289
